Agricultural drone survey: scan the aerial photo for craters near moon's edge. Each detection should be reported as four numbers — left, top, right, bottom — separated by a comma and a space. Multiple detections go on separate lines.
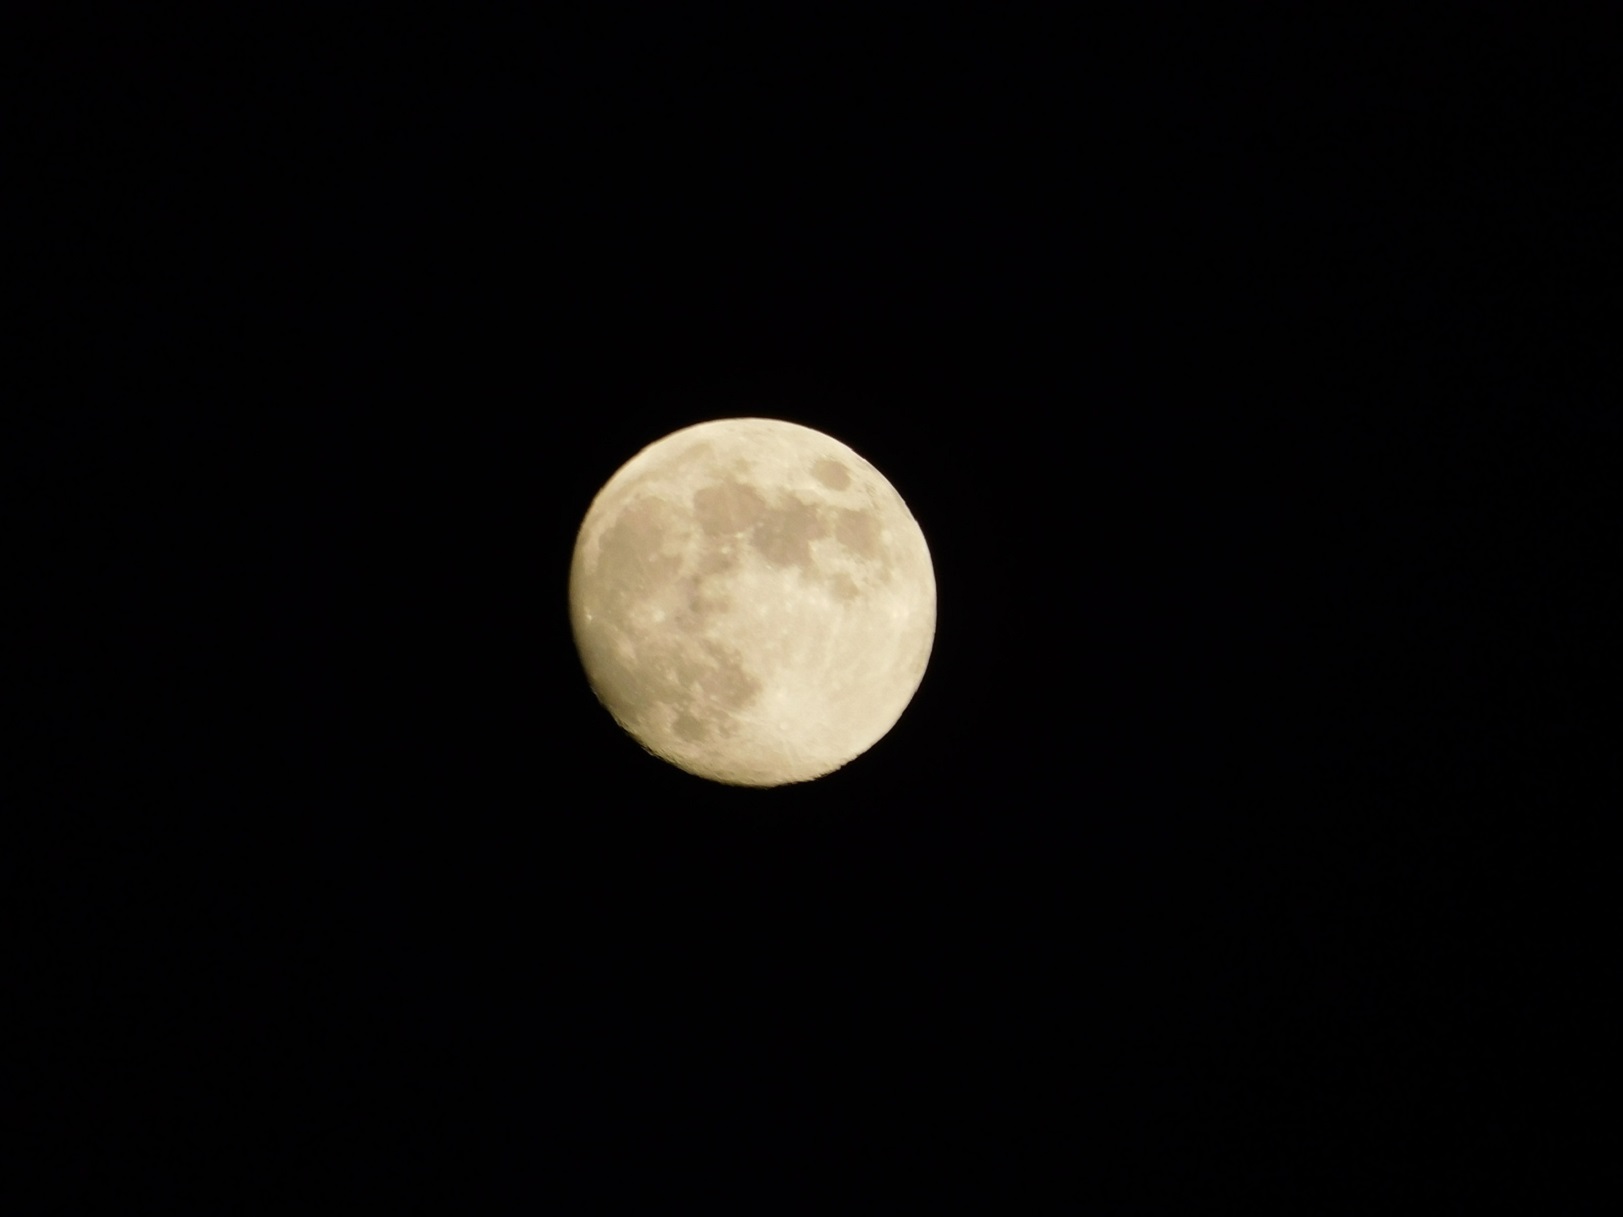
685, 472, 893, 584
594, 469, 896, 629
594, 496, 682, 607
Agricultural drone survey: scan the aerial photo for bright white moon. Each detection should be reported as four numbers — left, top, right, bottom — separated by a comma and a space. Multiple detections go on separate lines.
569, 418, 936, 786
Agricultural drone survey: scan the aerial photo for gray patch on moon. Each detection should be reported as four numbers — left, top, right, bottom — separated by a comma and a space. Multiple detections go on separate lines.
673, 711, 709, 742
693, 481, 768, 535
812, 458, 851, 490
576, 490, 766, 749
582, 611, 762, 748
833, 507, 883, 561
828, 571, 861, 602
670, 575, 730, 631
695, 545, 739, 578
667, 440, 714, 472
645, 636, 763, 745
684, 639, 760, 710
595, 497, 682, 607
751, 494, 828, 568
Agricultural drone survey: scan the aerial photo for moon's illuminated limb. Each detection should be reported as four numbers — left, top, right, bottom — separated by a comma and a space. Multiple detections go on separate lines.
569, 418, 936, 786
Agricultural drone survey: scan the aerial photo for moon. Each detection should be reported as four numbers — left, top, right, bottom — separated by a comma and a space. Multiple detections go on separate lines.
569, 418, 936, 786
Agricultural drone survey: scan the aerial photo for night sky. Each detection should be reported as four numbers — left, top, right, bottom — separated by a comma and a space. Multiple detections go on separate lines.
17, 8, 1615, 1209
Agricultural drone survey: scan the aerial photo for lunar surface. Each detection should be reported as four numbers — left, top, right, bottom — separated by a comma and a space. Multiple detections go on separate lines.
569, 418, 936, 786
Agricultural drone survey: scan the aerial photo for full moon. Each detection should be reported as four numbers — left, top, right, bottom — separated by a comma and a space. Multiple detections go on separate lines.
569, 418, 936, 786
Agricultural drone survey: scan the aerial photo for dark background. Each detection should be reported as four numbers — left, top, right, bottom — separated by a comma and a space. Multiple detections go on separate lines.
14, 7, 1616, 1210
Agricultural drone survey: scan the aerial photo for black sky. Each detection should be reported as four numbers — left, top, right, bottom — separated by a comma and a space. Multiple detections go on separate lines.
15, 7, 1616, 1210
